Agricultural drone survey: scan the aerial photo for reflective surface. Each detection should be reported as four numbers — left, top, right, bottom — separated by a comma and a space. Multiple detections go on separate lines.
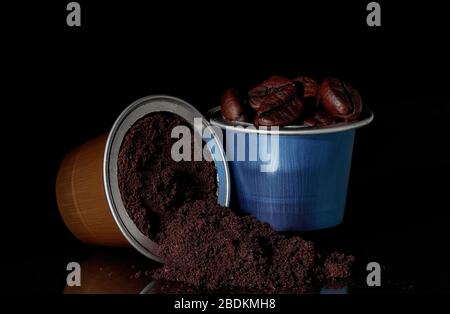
56, 245, 411, 294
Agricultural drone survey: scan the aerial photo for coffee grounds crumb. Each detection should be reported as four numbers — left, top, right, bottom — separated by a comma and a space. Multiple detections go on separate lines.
144, 270, 152, 277
322, 252, 355, 280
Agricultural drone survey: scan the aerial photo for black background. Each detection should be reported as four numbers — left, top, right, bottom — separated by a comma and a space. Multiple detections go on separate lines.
3, 1, 450, 295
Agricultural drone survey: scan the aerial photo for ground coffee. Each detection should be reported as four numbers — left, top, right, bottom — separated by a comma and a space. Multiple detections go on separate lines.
153, 195, 354, 293
118, 112, 354, 293
117, 112, 217, 241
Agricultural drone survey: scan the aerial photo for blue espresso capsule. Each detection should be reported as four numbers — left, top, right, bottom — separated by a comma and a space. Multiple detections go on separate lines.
210, 107, 373, 232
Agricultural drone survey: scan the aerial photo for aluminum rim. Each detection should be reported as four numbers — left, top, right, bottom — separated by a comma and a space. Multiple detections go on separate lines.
104, 95, 230, 262
208, 106, 374, 135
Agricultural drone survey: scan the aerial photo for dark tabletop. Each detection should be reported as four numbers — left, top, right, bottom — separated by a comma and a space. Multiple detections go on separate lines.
3, 1, 449, 295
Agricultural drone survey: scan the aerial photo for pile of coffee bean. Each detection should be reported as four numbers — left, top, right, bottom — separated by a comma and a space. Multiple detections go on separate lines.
221, 75, 362, 127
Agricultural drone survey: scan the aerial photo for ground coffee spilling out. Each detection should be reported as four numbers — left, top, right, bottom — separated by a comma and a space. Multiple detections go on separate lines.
118, 112, 354, 293
153, 195, 354, 293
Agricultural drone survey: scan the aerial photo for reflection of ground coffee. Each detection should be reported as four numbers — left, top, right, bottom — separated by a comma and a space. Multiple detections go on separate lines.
118, 113, 354, 293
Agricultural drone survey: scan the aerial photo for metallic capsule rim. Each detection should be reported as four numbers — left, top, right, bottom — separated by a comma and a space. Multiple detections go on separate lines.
208, 106, 374, 135
104, 95, 231, 263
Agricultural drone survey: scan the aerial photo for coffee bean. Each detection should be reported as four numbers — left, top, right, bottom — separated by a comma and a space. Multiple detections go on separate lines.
248, 76, 294, 112
247, 75, 303, 126
256, 96, 304, 126
221, 88, 249, 122
315, 111, 336, 126
303, 117, 318, 127
220, 75, 363, 127
303, 111, 335, 127
320, 77, 362, 121
257, 84, 297, 113
292, 76, 319, 99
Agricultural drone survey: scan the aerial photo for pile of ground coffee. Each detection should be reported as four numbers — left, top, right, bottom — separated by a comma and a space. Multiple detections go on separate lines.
118, 112, 354, 293
153, 194, 354, 293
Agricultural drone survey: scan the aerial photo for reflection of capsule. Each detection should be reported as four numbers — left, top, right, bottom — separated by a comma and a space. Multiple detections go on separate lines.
320, 286, 348, 294
320, 281, 349, 294
141, 280, 199, 294
63, 248, 159, 294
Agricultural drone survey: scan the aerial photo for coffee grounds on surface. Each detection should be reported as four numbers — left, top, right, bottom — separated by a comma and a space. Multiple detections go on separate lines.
118, 112, 354, 293
153, 194, 354, 293
117, 112, 217, 242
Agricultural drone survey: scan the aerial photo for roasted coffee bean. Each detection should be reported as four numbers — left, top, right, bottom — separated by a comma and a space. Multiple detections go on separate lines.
221, 74, 363, 128
293, 76, 319, 99
221, 88, 249, 122
303, 117, 318, 127
320, 77, 362, 121
248, 76, 294, 112
293, 76, 320, 115
257, 84, 297, 113
303, 111, 336, 127
256, 96, 304, 126
315, 111, 336, 126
